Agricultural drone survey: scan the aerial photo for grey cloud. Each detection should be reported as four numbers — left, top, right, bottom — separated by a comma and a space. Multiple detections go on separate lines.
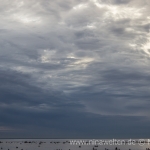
0, 0, 150, 138
101, 69, 150, 82
100, 0, 130, 5
0, 105, 150, 138
0, 68, 72, 107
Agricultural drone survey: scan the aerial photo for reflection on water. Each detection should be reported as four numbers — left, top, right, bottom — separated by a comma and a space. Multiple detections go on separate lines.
0, 139, 150, 150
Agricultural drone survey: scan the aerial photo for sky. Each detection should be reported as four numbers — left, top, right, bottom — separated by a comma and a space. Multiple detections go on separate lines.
0, 0, 150, 138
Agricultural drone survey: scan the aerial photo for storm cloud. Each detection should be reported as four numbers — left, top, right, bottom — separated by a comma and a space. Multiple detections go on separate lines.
0, 0, 150, 138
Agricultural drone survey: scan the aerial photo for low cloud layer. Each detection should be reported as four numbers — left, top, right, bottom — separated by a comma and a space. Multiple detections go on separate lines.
0, 0, 150, 138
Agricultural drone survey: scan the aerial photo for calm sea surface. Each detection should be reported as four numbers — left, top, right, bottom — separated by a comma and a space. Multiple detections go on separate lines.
0, 139, 149, 150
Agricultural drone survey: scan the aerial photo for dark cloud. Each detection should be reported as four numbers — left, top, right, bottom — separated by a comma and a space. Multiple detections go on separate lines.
0, 0, 150, 138
1, 106, 150, 138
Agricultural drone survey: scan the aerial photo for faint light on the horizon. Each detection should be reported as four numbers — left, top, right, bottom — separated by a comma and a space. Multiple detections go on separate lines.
0, 126, 14, 132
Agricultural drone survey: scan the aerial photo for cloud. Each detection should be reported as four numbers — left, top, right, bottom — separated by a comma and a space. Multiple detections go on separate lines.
0, 0, 150, 137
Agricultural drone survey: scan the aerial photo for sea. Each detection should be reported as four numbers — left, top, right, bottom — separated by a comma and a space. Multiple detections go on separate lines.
0, 139, 149, 150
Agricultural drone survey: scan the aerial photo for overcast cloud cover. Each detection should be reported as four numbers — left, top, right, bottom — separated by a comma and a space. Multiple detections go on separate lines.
0, 0, 150, 138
